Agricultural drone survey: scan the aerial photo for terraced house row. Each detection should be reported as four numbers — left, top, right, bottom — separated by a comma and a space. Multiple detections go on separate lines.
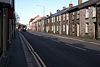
29, 0, 100, 39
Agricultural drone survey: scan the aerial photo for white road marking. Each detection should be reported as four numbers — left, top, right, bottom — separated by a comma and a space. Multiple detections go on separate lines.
29, 32, 87, 51
19, 35, 35, 67
29, 32, 100, 51
50, 37, 87, 51
19, 33, 46, 67
65, 44, 87, 51
29, 32, 100, 46
52, 35, 100, 46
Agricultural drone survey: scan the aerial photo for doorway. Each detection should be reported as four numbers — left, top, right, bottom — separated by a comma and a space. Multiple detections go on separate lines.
93, 22, 97, 39
77, 24, 80, 36
66, 24, 69, 35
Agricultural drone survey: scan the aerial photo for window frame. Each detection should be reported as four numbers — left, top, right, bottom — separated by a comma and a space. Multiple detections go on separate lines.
85, 8, 89, 18
85, 23, 89, 33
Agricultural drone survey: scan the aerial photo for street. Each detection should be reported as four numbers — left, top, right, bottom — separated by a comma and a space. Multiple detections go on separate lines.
21, 31, 100, 67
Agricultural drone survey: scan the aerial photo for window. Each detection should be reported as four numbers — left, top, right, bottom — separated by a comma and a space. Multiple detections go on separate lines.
53, 25, 55, 33
85, 8, 89, 18
73, 12, 75, 15
85, 23, 89, 33
72, 12, 75, 20
63, 14, 65, 20
58, 16, 59, 21
54, 17, 55, 22
47, 19, 49, 23
46, 26, 49, 32
59, 15, 61, 21
52, 25, 53, 31
52, 17, 53, 23
66, 14, 69, 20
56, 16, 57, 22
93, 7, 96, 17
57, 26, 58, 31
53, 17, 54, 22
63, 24, 65, 31
66, 24, 69, 35
78, 11, 80, 14
72, 24, 75, 32
77, 11, 80, 19
38, 22, 40, 26
57, 16, 58, 22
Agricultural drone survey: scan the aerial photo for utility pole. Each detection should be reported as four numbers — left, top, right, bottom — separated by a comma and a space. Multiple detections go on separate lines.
35, 5, 45, 16
43, 6, 45, 16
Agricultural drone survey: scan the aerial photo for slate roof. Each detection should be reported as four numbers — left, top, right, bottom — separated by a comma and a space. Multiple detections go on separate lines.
79, 0, 99, 9
67, 5, 79, 12
67, 0, 100, 12
50, 8, 68, 17
46, 0, 100, 17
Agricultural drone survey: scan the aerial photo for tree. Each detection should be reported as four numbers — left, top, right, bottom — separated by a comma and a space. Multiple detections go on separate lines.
15, 12, 20, 23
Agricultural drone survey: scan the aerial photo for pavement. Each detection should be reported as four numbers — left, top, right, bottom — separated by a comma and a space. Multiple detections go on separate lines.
29, 31, 100, 46
5, 32, 45, 67
22, 31, 100, 67
6, 32, 28, 67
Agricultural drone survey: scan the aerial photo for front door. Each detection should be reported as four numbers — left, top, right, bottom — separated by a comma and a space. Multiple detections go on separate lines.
59, 22, 62, 35
54, 25, 55, 34
93, 22, 97, 39
77, 24, 80, 36
66, 24, 69, 35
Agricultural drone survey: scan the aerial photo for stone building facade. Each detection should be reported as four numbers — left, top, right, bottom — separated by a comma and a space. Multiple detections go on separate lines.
96, 2, 100, 39
79, 0, 97, 39
29, 0, 100, 39
29, 15, 45, 32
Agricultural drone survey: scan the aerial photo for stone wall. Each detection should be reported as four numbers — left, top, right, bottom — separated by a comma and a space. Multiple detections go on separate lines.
80, 9, 86, 37
97, 6, 100, 39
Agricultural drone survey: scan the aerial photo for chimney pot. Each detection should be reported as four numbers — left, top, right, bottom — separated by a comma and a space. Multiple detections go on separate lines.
78, 0, 82, 5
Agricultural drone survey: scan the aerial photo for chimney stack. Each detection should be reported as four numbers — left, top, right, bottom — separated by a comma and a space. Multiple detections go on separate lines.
46, 15, 49, 17
63, 6, 66, 9
50, 12, 52, 16
69, 0, 73, 8
57, 9, 60, 13
78, 0, 82, 5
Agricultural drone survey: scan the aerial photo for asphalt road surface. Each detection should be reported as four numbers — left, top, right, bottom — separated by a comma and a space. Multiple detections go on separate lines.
21, 31, 100, 67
